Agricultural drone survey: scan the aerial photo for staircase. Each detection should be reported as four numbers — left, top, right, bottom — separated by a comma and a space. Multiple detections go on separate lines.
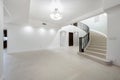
80, 30, 112, 65
74, 22, 112, 65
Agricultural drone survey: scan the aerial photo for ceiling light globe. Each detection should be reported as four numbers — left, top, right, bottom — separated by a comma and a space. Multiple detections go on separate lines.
50, 8, 62, 20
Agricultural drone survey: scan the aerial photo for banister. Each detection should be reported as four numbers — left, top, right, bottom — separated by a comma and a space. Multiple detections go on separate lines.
73, 22, 90, 52
78, 22, 90, 52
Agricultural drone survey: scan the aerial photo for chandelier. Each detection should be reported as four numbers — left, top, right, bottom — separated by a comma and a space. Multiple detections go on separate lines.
50, 8, 62, 20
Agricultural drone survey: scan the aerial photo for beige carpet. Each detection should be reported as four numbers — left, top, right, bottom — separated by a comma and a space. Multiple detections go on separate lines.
4, 47, 120, 80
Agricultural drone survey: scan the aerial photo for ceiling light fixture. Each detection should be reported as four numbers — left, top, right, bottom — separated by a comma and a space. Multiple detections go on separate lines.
50, 0, 62, 20
50, 8, 62, 20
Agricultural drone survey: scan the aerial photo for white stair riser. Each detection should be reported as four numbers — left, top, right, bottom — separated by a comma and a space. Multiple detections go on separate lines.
86, 48, 106, 53
81, 54, 111, 65
85, 51, 106, 58
90, 43, 106, 46
88, 45, 106, 49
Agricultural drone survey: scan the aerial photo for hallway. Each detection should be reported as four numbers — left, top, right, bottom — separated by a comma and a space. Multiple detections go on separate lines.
4, 47, 120, 80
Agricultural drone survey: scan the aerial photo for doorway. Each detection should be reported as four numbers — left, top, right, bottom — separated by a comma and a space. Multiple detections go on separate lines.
69, 32, 73, 46
3, 29, 7, 49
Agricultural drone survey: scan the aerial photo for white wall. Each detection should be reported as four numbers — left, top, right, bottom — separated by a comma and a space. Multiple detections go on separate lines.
7, 24, 86, 53
0, 0, 3, 79
81, 13, 107, 35
60, 25, 86, 37
61, 25, 86, 47
103, 0, 120, 10
106, 5, 120, 66
51, 25, 86, 47
73, 32, 79, 46
7, 24, 59, 53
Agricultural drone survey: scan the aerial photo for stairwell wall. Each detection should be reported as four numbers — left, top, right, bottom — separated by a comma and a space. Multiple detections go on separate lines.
80, 13, 107, 35
106, 5, 120, 66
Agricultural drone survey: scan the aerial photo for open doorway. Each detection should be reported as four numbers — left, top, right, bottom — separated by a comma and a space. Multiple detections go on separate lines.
69, 32, 73, 46
3, 29, 7, 49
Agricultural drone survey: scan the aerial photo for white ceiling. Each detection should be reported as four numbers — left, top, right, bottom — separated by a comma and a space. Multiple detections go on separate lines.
4, 0, 30, 25
29, 0, 102, 27
4, 0, 120, 27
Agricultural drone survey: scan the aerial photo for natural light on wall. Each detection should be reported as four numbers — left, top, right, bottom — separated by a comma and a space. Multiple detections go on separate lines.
38, 28, 46, 35
49, 29, 55, 35
80, 13, 107, 35
23, 26, 33, 33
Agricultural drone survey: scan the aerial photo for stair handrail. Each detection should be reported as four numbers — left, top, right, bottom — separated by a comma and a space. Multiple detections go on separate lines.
78, 22, 90, 52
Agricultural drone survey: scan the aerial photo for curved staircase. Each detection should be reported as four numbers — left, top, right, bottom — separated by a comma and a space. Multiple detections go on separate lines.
76, 22, 112, 65
81, 30, 112, 65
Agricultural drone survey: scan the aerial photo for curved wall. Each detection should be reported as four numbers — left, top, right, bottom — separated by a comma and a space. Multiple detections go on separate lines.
46, 25, 87, 48
80, 13, 107, 35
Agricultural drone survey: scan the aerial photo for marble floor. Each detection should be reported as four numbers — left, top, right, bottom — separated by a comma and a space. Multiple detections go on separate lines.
4, 47, 120, 80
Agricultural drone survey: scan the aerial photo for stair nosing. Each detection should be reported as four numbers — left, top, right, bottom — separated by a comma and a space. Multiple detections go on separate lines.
85, 50, 106, 55
82, 53, 106, 61
86, 48, 106, 51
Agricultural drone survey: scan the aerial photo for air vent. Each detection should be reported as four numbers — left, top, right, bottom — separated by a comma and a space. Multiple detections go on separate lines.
42, 23, 47, 25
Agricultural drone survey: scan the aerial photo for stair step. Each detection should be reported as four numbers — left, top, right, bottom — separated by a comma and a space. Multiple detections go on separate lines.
86, 47, 106, 53
80, 53, 112, 65
90, 43, 106, 46
90, 41, 106, 43
88, 45, 106, 49
85, 50, 106, 58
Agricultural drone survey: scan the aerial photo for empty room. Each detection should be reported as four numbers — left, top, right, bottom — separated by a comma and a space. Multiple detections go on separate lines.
0, 0, 120, 80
